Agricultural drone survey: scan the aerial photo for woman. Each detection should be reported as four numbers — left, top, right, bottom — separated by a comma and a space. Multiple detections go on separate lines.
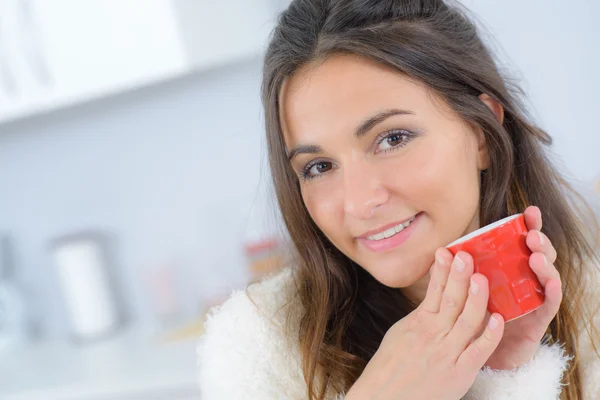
197, 1, 600, 399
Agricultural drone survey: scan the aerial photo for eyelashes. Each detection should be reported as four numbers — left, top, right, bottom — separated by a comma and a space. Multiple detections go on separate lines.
299, 129, 418, 181
301, 160, 332, 181
373, 129, 413, 154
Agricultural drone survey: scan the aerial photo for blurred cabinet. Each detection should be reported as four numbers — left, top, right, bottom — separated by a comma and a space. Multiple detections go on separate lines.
0, 0, 276, 125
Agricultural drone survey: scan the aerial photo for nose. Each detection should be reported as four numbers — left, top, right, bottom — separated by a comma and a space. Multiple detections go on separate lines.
343, 162, 389, 219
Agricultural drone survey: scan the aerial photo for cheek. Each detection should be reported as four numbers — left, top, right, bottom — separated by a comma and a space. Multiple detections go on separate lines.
414, 142, 481, 240
419, 152, 475, 203
302, 185, 343, 236
379, 144, 453, 205
380, 140, 480, 238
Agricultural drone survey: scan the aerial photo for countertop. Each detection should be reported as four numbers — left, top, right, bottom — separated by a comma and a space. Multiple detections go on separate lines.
0, 327, 201, 400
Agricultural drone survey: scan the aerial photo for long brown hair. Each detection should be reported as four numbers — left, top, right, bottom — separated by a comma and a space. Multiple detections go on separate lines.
261, 1, 600, 399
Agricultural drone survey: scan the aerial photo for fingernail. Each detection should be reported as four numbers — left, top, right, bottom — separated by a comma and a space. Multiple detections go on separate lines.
470, 278, 479, 295
435, 252, 444, 266
538, 231, 545, 246
453, 254, 465, 272
488, 315, 499, 330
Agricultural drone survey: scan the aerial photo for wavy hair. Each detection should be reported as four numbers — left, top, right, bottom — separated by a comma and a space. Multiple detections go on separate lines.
261, 1, 600, 398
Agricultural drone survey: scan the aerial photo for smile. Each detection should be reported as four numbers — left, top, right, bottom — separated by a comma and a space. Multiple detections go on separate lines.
365, 215, 417, 241
357, 212, 423, 253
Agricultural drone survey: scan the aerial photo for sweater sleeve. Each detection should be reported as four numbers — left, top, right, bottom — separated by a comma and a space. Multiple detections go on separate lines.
197, 288, 298, 400
197, 266, 311, 400
464, 342, 571, 400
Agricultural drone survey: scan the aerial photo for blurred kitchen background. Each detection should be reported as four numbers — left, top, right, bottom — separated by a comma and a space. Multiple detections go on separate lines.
0, 0, 598, 399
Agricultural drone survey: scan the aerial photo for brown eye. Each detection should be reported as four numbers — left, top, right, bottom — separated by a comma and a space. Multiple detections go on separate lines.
375, 130, 414, 154
302, 161, 333, 180
315, 162, 331, 173
386, 134, 403, 146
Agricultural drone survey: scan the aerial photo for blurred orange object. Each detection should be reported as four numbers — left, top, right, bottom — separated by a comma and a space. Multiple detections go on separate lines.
244, 238, 285, 280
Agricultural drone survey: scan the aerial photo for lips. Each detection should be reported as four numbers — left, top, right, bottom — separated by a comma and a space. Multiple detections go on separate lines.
358, 213, 419, 239
366, 215, 417, 241
357, 212, 423, 253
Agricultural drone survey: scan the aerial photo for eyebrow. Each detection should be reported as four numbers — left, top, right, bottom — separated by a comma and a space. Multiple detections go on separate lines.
286, 108, 415, 161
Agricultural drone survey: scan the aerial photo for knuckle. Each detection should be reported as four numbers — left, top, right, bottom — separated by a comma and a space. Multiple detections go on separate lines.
420, 329, 438, 345
431, 347, 450, 365
433, 281, 446, 293
455, 314, 477, 333
467, 342, 485, 363
534, 252, 545, 264
442, 293, 457, 309
554, 270, 562, 282
431, 262, 449, 278
556, 287, 564, 303
482, 326, 495, 342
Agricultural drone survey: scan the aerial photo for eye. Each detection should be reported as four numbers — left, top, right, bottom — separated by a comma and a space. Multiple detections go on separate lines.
301, 160, 333, 181
375, 130, 412, 154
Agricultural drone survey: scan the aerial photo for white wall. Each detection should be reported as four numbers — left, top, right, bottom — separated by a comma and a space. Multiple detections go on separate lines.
462, 0, 600, 182
0, 0, 597, 338
0, 58, 280, 337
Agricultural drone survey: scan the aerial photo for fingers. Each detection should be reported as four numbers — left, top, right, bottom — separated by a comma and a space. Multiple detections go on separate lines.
528, 252, 563, 328
438, 251, 474, 331
526, 230, 557, 264
529, 252, 561, 287
420, 248, 453, 314
524, 205, 542, 231
524, 215, 562, 329
531, 278, 563, 327
456, 313, 504, 373
446, 274, 490, 354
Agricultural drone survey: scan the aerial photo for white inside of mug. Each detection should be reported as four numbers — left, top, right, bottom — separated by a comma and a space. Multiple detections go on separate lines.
445, 213, 522, 248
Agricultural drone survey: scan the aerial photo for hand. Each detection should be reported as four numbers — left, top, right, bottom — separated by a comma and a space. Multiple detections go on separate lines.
484, 205, 563, 370
346, 249, 504, 400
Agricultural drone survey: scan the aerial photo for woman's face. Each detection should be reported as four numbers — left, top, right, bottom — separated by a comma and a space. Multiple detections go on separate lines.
280, 54, 491, 297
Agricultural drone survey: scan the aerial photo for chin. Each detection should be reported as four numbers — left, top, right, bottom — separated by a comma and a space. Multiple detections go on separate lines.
365, 260, 425, 289
377, 275, 417, 289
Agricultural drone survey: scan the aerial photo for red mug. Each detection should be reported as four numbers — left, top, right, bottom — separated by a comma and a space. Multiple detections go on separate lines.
446, 213, 545, 322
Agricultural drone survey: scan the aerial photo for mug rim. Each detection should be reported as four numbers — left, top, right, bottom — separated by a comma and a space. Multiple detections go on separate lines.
445, 213, 523, 248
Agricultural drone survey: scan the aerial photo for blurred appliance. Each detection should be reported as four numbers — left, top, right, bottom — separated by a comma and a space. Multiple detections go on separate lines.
50, 232, 120, 342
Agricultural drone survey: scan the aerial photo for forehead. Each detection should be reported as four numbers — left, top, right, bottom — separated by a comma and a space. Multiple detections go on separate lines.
279, 54, 442, 147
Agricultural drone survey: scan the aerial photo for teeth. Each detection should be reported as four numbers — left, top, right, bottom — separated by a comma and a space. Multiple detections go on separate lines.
383, 227, 396, 238
402, 215, 416, 228
366, 215, 417, 241
370, 232, 385, 241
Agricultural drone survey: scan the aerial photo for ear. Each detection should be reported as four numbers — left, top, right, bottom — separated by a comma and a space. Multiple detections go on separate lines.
474, 94, 505, 171
478, 93, 504, 125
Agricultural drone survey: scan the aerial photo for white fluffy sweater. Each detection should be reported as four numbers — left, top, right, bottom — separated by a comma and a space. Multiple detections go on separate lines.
197, 266, 600, 399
